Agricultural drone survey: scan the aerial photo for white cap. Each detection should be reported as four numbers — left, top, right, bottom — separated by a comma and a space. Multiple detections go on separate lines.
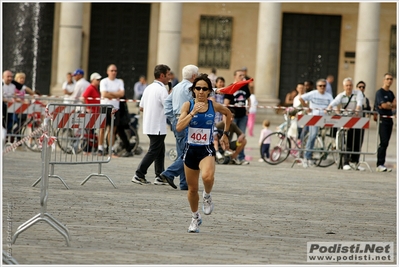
90, 72, 102, 81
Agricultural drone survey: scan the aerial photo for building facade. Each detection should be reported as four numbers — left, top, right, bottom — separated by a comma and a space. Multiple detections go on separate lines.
3, 2, 397, 109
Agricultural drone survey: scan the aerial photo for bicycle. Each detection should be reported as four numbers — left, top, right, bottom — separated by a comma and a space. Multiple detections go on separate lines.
56, 113, 141, 155
4, 111, 43, 153
260, 110, 324, 165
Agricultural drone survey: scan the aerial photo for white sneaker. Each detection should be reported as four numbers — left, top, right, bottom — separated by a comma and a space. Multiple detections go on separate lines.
307, 159, 315, 167
153, 177, 167, 185
132, 175, 151, 185
202, 191, 214, 215
216, 151, 223, 160
224, 150, 233, 156
258, 158, 265, 162
232, 158, 243, 165
356, 166, 366, 171
302, 159, 308, 168
188, 214, 202, 233
376, 165, 392, 172
343, 164, 351, 171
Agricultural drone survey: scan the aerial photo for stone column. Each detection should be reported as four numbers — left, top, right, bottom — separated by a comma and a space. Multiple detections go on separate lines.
156, 3, 182, 78
254, 2, 282, 113
354, 3, 380, 106
53, 3, 84, 95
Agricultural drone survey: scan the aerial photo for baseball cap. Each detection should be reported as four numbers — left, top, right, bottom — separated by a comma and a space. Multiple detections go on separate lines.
90, 72, 102, 81
72, 69, 84, 76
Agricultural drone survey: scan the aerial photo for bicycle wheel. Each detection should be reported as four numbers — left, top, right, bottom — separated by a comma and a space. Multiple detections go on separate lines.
21, 122, 42, 152
125, 124, 139, 153
260, 132, 291, 165
317, 135, 338, 167
56, 128, 86, 154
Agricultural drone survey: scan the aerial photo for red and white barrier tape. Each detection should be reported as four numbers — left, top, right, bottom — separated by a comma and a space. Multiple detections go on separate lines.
3, 95, 396, 119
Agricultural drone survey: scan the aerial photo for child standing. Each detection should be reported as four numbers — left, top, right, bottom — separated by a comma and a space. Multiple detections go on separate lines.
259, 119, 272, 162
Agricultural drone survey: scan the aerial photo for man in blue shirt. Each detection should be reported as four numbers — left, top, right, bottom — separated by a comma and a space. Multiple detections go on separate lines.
159, 65, 199, 190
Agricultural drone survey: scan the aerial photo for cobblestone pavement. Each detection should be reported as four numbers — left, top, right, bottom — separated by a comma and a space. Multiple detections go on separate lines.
2, 119, 397, 265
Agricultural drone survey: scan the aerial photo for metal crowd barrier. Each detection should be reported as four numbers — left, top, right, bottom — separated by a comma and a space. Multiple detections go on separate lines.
31, 103, 116, 189
12, 116, 71, 246
282, 109, 379, 171
2, 95, 68, 153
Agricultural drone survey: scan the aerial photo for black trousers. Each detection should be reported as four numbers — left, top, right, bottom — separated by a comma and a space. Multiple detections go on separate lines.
377, 118, 393, 167
344, 128, 363, 165
135, 134, 166, 179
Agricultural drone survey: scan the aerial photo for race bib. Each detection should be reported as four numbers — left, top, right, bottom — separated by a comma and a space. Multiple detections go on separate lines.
187, 127, 210, 145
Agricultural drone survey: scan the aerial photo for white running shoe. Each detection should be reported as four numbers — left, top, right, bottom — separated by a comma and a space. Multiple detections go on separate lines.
343, 164, 351, 171
188, 214, 202, 233
216, 151, 223, 160
376, 165, 392, 172
202, 192, 214, 215
302, 159, 308, 168
356, 166, 366, 171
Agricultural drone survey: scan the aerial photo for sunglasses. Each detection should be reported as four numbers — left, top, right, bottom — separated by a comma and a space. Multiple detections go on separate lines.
194, 86, 209, 91
358, 86, 365, 89
317, 84, 326, 87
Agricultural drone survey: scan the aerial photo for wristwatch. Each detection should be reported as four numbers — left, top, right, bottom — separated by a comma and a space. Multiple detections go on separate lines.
223, 131, 230, 137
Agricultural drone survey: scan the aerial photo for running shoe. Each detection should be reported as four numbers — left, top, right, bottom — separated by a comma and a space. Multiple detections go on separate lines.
188, 214, 202, 233
202, 192, 214, 215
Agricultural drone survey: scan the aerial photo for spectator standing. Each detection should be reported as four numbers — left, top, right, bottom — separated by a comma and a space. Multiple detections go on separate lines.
299, 78, 333, 168
304, 80, 314, 93
327, 77, 364, 171
2, 70, 23, 133
224, 69, 251, 165
81, 72, 102, 153
326, 74, 334, 97
133, 75, 147, 106
14, 72, 35, 96
357, 81, 371, 115
292, 82, 306, 139
82, 72, 101, 113
62, 72, 75, 103
213, 76, 225, 124
132, 64, 171, 185
246, 91, 258, 137
98, 64, 125, 156
258, 119, 272, 162
169, 71, 179, 87
374, 73, 396, 172
208, 68, 217, 88
69, 69, 90, 104
160, 64, 199, 190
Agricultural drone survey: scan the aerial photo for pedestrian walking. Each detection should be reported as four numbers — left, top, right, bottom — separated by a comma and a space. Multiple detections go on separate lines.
131, 64, 171, 184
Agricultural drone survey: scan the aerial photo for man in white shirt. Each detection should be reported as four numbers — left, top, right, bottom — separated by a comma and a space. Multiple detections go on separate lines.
69, 69, 90, 104
2, 70, 23, 133
327, 77, 364, 171
299, 78, 334, 167
132, 64, 171, 185
98, 64, 125, 156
